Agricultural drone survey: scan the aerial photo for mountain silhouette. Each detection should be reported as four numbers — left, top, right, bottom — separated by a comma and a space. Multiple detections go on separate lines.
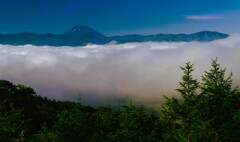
63, 26, 105, 38
0, 26, 228, 46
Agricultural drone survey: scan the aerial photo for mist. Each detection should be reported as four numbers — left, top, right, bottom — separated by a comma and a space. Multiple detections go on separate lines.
0, 34, 240, 107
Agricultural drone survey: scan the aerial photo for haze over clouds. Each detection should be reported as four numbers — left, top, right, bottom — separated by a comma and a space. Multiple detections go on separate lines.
0, 34, 240, 107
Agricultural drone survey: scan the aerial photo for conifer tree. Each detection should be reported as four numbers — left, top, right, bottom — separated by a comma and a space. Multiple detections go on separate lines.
200, 59, 240, 141
176, 62, 199, 142
162, 62, 201, 142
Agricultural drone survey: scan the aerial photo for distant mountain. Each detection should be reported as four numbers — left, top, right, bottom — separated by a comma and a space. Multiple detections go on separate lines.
109, 31, 229, 43
0, 26, 229, 46
63, 26, 105, 38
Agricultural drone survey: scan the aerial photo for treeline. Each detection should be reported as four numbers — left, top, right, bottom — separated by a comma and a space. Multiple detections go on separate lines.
0, 59, 240, 141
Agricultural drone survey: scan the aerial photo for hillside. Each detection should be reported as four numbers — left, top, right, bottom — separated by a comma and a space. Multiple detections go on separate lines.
0, 26, 228, 46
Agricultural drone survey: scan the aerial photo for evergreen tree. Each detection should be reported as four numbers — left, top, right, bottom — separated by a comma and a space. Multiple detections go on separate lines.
0, 104, 24, 141
108, 102, 161, 142
200, 59, 240, 141
0, 59, 240, 141
162, 62, 202, 142
176, 62, 200, 142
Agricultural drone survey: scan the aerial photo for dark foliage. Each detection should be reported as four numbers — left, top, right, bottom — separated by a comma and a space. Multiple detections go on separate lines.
0, 59, 239, 141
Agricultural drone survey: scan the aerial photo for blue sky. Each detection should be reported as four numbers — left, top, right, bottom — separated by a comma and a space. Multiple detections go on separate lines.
1, 0, 240, 35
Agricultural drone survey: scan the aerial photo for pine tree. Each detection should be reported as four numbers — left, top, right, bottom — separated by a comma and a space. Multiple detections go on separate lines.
200, 59, 240, 141
162, 62, 201, 142
176, 62, 200, 142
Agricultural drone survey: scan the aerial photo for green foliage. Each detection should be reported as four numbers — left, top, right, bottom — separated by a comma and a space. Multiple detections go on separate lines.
199, 59, 240, 141
162, 59, 240, 142
33, 123, 62, 142
0, 59, 240, 141
53, 106, 93, 142
162, 62, 202, 142
0, 104, 24, 141
107, 103, 161, 142
90, 106, 116, 141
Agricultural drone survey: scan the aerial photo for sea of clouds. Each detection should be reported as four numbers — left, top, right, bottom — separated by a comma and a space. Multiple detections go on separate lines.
0, 34, 240, 107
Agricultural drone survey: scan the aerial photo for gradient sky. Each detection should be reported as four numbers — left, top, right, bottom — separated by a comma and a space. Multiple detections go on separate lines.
1, 0, 240, 35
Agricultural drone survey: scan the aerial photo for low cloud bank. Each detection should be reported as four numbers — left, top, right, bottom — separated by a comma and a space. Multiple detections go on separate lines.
0, 34, 240, 107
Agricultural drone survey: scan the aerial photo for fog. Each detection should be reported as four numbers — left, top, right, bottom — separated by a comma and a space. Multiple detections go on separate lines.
0, 34, 240, 107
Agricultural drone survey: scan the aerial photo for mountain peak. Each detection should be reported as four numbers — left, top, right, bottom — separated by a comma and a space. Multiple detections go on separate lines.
71, 26, 92, 32
63, 25, 105, 38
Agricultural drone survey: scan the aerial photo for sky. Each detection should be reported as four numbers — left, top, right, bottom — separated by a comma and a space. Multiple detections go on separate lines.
1, 0, 240, 35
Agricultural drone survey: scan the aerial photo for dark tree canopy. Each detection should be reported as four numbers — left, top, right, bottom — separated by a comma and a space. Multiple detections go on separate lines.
0, 59, 240, 141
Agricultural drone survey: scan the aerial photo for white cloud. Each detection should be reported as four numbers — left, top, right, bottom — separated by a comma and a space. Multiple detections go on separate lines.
184, 15, 224, 20
0, 35, 239, 107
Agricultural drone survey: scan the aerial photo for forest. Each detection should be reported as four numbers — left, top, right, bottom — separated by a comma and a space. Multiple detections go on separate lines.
0, 59, 240, 142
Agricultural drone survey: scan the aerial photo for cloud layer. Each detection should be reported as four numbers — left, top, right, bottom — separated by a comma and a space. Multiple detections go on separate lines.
0, 34, 240, 107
